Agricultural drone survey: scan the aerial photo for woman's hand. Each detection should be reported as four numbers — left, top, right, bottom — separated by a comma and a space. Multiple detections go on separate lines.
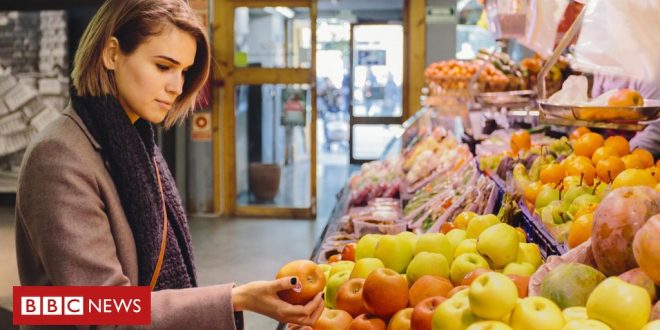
232, 277, 324, 326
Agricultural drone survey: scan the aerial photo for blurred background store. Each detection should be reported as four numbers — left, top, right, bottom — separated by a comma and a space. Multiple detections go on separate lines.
2, 0, 653, 329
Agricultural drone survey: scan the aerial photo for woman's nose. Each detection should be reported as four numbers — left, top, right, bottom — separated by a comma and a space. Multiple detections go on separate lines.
165, 72, 184, 96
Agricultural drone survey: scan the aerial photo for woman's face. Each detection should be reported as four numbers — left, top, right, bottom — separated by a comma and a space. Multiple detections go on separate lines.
105, 26, 197, 124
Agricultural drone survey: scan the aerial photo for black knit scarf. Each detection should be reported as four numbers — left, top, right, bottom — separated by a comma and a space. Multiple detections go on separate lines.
71, 89, 197, 290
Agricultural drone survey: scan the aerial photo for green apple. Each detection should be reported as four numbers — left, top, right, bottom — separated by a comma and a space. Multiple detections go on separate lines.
562, 306, 588, 322
540, 263, 606, 309
405, 252, 449, 285
355, 234, 382, 260
503, 262, 536, 277
477, 223, 520, 269
397, 231, 419, 251
586, 277, 652, 330
374, 235, 413, 273
466, 321, 513, 330
467, 214, 500, 239
414, 232, 454, 264
561, 185, 592, 211
563, 319, 612, 330
468, 272, 518, 320
450, 252, 490, 286
329, 260, 355, 278
516, 243, 543, 269
432, 296, 480, 330
324, 269, 351, 309
510, 296, 564, 330
454, 238, 478, 257
446, 229, 468, 252
536, 186, 560, 210
319, 263, 331, 280
567, 194, 600, 219
349, 257, 384, 279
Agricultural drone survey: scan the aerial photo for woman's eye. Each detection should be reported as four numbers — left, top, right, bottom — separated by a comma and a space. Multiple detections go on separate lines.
156, 64, 170, 71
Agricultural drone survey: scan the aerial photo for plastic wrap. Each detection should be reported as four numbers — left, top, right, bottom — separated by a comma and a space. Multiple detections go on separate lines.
572, 0, 660, 82
516, 0, 568, 57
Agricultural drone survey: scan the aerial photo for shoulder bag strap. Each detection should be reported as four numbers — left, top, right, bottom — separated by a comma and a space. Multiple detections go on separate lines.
149, 157, 168, 291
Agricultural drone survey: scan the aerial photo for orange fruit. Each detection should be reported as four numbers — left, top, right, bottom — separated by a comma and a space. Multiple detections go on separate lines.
511, 130, 531, 155
657, 159, 660, 167
622, 154, 645, 169
596, 156, 625, 183
569, 127, 591, 141
630, 148, 654, 168
603, 136, 630, 156
524, 181, 544, 204
591, 146, 618, 165
566, 157, 596, 186
568, 213, 594, 248
540, 163, 566, 184
573, 132, 604, 158
648, 166, 660, 182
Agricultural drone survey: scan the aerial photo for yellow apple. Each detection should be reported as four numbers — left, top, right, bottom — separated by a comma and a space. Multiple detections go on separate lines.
432, 295, 480, 330
503, 262, 536, 277
562, 306, 588, 322
350, 257, 385, 279
586, 277, 652, 330
468, 272, 518, 320
397, 231, 419, 252
563, 319, 612, 330
454, 238, 478, 257
446, 229, 468, 253
467, 214, 500, 238
356, 234, 382, 260
515, 243, 543, 269
405, 251, 449, 285
329, 260, 355, 278
414, 232, 454, 264
374, 235, 414, 273
466, 320, 512, 330
450, 253, 491, 286
642, 320, 660, 330
388, 307, 413, 330
454, 211, 478, 229
477, 223, 520, 269
510, 296, 564, 330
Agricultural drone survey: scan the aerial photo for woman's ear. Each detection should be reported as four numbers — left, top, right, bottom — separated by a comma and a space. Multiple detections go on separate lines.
102, 37, 120, 70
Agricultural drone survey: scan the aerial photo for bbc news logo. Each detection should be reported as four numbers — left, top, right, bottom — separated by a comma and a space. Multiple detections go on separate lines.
13, 286, 150, 325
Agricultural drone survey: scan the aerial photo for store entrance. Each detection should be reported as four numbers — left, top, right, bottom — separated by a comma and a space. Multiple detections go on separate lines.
349, 23, 405, 163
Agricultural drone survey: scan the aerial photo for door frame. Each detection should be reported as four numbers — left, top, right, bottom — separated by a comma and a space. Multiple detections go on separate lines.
212, 0, 318, 218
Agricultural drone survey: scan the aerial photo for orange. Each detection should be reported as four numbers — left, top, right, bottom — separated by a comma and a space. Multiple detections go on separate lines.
524, 181, 544, 204
540, 163, 566, 184
596, 156, 625, 183
648, 166, 660, 182
568, 213, 594, 248
566, 157, 596, 186
657, 159, 660, 167
511, 130, 531, 155
569, 127, 591, 141
603, 136, 630, 156
631, 148, 654, 168
591, 146, 618, 165
573, 132, 604, 158
622, 154, 645, 169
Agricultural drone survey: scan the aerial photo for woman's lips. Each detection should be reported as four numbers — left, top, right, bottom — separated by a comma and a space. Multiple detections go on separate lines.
156, 100, 172, 110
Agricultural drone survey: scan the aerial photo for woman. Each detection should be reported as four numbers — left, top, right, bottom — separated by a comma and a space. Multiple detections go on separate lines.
15, 1, 324, 329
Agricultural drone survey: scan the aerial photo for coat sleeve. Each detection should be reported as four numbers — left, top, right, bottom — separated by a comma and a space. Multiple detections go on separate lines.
16, 138, 240, 330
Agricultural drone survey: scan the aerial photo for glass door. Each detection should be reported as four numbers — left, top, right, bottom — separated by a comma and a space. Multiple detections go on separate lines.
349, 23, 404, 163
213, 0, 317, 218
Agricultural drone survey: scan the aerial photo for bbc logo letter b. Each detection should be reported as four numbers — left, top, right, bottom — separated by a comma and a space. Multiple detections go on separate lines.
21, 297, 40, 315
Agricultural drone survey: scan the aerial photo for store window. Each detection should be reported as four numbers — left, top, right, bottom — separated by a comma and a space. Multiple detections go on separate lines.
456, 0, 497, 60
234, 83, 311, 208
234, 7, 311, 68
352, 124, 403, 161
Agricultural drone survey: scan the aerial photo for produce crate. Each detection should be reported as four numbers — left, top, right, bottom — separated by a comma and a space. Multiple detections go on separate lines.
518, 201, 568, 259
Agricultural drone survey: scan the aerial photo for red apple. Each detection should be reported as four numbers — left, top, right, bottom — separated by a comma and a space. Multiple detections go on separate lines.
349, 314, 387, 330
460, 268, 491, 286
336, 278, 369, 317
507, 274, 530, 298
447, 285, 469, 297
342, 243, 357, 262
276, 260, 326, 305
363, 268, 409, 318
388, 308, 413, 330
408, 275, 454, 307
410, 296, 446, 330
313, 308, 353, 330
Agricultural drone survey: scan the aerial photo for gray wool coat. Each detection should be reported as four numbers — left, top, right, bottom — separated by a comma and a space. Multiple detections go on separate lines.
15, 105, 240, 329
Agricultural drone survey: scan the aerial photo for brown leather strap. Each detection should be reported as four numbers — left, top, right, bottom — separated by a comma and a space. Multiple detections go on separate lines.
149, 157, 168, 291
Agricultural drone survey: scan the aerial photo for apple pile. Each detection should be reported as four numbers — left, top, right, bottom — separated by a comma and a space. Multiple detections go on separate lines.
305, 213, 547, 329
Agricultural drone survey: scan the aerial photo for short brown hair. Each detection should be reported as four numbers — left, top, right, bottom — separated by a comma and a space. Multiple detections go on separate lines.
72, 0, 210, 128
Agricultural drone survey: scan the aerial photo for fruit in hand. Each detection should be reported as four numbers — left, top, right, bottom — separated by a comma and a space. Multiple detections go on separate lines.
592, 187, 660, 276
633, 214, 660, 285
477, 223, 520, 269
363, 268, 409, 318
586, 277, 651, 330
276, 260, 326, 305
596, 156, 625, 183
510, 297, 564, 330
468, 272, 518, 320
540, 263, 606, 309
607, 88, 644, 107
